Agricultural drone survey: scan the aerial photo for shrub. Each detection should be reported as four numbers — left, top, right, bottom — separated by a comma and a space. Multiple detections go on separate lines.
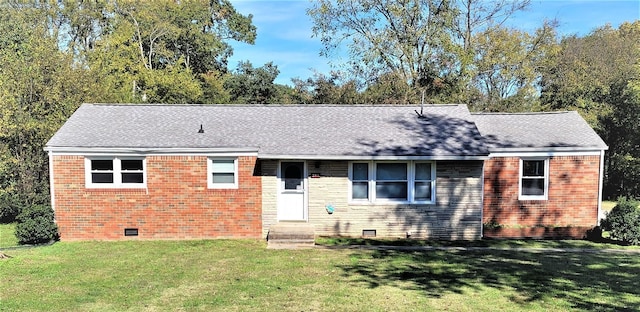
15, 205, 59, 245
601, 197, 640, 245
0, 191, 24, 223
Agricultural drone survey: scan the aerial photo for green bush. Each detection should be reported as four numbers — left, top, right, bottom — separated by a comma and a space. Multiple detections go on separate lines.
601, 197, 640, 245
15, 205, 58, 245
0, 191, 24, 223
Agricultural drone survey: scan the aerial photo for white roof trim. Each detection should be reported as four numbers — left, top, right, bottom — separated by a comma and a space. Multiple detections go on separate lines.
489, 146, 608, 153
46, 147, 489, 160
258, 154, 489, 161
45, 146, 260, 156
489, 150, 604, 157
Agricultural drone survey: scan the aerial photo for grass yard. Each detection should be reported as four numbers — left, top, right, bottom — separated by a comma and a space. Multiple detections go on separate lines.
0, 223, 18, 248
602, 200, 617, 213
1, 240, 639, 311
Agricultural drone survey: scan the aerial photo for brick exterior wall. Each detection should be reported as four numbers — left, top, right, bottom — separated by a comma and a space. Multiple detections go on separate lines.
51, 155, 262, 240
52, 154, 601, 241
483, 155, 601, 238
261, 160, 483, 240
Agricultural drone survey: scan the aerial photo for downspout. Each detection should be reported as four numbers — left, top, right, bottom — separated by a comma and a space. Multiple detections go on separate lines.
48, 151, 56, 214
597, 149, 605, 225
480, 157, 486, 238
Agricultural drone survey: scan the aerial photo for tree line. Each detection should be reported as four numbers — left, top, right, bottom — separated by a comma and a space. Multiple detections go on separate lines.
1, 0, 638, 222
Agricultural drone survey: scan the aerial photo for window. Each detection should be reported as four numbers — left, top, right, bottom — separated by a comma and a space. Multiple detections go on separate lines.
208, 158, 238, 189
519, 158, 548, 200
349, 161, 435, 203
414, 162, 433, 201
376, 163, 408, 200
86, 157, 145, 188
351, 163, 369, 200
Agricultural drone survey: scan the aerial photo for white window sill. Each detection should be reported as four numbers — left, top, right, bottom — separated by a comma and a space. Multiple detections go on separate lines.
518, 195, 548, 201
86, 184, 147, 189
348, 200, 436, 206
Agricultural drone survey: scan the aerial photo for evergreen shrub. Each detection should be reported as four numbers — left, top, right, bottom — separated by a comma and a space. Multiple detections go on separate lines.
15, 205, 58, 245
601, 197, 640, 245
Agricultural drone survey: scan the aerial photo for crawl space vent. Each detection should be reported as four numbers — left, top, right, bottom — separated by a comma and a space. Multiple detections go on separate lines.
362, 229, 376, 237
124, 228, 139, 236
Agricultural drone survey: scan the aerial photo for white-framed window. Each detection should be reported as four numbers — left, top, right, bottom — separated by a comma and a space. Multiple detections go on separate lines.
519, 158, 549, 200
208, 157, 238, 189
349, 161, 436, 204
351, 162, 370, 200
375, 162, 409, 200
85, 157, 146, 188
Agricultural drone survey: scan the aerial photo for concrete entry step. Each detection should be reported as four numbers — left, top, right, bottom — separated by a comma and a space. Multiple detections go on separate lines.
267, 222, 315, 249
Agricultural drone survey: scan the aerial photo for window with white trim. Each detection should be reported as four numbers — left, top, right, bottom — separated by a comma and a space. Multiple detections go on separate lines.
85, 157, 146, 188
351, 163, 370, 200
208, 158, 238, 189
349, 161, 435, 203
519, 158, 548, 200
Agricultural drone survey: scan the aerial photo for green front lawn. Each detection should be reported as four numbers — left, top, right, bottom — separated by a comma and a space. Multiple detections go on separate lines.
1, 240, 639, 311
0, 223, 18, 248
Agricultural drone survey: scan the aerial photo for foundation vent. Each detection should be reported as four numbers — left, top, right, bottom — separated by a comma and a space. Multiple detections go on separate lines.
124, 228, 139, 236
362, 229, 376, 237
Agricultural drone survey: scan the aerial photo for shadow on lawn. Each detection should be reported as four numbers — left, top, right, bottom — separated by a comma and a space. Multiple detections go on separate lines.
337, 249, 640, 311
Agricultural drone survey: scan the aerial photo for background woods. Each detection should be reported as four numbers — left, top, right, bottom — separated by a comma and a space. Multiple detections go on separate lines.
0, 1, 638, 222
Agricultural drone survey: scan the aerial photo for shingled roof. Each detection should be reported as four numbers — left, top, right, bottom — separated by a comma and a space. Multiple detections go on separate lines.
45, 104, 488, 159
472, 111, 608, 152
46, 104, 607, 157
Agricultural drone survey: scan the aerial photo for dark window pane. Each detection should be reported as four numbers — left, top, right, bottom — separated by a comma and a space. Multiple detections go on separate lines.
352, 163, 368, 180
415, 182, 432, 201
376, 163, 407, 180
91, 159, 113, 171
92, 173, 113, 183
415, 163, 432, 180
376, 182, 407, 199
523, 160, 545, 177
283, 164, 302, 179
122, 173, 143, 183
352, 182, 369, 199
522, 178, 545, 196
284, 179, 303, 190
121, 159, 143, 171
212, 173, 235, 184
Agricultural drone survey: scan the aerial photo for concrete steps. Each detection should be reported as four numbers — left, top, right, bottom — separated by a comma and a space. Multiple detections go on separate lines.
267, 222, 315, 249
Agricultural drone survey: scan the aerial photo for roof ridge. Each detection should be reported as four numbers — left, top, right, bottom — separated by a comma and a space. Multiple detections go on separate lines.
83, 103, 467, 108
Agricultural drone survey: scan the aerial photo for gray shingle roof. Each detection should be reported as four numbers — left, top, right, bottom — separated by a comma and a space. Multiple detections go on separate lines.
472, 111, 608, 151
46, 104, 489, 158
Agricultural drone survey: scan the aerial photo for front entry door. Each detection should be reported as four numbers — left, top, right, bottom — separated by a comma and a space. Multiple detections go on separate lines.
277, 161, 306, 221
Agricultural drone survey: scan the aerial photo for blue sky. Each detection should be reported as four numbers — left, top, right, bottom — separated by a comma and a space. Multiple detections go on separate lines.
228, 0, 640, 85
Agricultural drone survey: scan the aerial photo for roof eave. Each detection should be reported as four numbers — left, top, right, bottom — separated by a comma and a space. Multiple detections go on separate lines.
487, 146, 608, 157
258, 154, 489, 161
44, 146, 489, 160
44, 146, 260, 155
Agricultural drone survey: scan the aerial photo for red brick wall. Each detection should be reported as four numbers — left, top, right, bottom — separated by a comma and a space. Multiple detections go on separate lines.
52, 155, 262, 240
483, 155, 601, 238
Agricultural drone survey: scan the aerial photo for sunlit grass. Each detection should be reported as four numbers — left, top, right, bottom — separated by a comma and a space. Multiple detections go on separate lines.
0, 223, 18, 248
1, 240, 639, 311
602, 200, 617, 212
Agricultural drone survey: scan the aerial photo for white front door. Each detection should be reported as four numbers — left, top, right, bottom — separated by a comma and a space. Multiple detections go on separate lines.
277, 161, 306, 221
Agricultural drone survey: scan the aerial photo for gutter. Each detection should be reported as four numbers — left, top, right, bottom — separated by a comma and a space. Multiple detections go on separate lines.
597, 149, 606, 225
44, 146, 260, 156
48, 151, 55, 214
44, 146, 490, 161
258, 154, 490, 161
